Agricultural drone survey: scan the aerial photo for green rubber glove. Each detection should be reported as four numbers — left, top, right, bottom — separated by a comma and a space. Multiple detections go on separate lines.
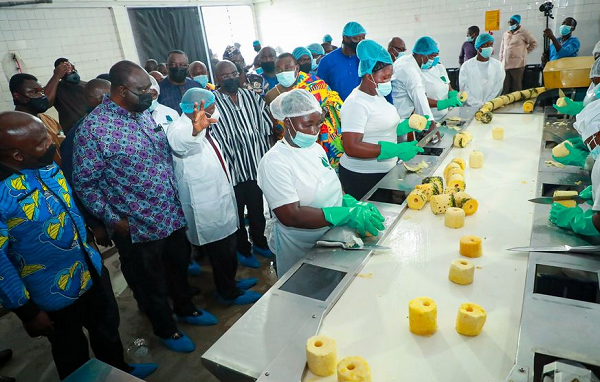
549, 203, 599, 236
437, 96, 463, 110
580, 185, 594, 205
552, 146, 589, 168
448, 90, 459, 98
378, 141, 424, 161
553, 98, 585, 116
566, 136, 589, 152
396, 115, 431, 136
322, 205, 385, 237
342, 194, 385, 221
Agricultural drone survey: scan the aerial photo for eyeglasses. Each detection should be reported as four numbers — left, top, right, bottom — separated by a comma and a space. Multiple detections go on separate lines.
221, 71, 239, 80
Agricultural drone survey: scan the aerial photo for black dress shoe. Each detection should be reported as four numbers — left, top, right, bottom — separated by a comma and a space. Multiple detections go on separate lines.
0, 349, 12, 366
0, 376, 16, 382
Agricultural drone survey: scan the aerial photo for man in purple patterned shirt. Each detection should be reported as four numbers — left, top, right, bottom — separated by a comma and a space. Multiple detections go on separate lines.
72, 61, 217, 354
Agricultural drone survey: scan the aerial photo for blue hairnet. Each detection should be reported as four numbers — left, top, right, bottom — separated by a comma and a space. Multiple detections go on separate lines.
252, 40, 261, 46
474, 33, 494, 50
180, 88, 215, 114
307, 43, 325, 56
323, 34, 333, 43
510, 14, 521, 24
292, 47, 312, 61
356, 40, 393, 77
342, 22, 366, 37
412, 36, 439, 55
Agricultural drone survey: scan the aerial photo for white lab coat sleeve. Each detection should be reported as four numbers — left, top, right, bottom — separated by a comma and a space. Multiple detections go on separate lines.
459, 61, 484, 109
257, 153, 300, 210
408, 73, 435, 121
491, 61, 505, 99
165, 115, 206, 156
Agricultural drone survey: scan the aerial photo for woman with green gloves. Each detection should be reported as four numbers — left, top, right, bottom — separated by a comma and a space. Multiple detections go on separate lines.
257, 89, 385, 276
554, 58, 600, 116
339, 39, 427, 199
549, 98, 600, 236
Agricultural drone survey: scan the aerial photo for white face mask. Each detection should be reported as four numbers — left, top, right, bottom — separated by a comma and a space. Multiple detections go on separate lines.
583, 82, 600, 107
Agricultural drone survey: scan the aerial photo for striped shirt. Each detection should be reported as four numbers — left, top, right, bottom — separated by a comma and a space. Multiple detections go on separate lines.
210, 89, 272, 186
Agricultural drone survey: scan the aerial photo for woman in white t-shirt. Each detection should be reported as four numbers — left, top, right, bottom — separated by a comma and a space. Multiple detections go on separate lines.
257, 89, 385, 276
339, 40, 425, 199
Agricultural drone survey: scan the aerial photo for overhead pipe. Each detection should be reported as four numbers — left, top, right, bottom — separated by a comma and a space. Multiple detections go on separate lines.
0, 0, 52, 8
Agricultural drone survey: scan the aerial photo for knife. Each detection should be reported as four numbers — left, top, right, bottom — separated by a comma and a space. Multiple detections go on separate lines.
316, 240, 391, 251
507, 245, 600, 255
528, 195, 587, 205
417, 123, 441, 148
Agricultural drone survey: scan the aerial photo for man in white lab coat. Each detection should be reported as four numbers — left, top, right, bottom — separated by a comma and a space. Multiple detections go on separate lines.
164, 88, 262, 305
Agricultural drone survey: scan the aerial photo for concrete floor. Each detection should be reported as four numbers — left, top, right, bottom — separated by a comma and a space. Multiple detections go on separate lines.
0, 251, 278, 381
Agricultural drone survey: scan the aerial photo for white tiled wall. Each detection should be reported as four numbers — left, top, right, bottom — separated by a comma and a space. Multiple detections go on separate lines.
254, 0, 600, 69
0, 7, 126, 114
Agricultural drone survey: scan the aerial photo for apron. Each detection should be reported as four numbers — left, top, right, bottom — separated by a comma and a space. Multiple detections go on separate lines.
270, 143, 343, 276
422, 65, 450, 121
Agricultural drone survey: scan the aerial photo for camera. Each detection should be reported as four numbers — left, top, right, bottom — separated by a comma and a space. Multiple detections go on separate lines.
539, 1, 554, 16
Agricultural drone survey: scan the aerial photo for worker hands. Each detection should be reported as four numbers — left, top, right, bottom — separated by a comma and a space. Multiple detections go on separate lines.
91, 225, 113, 247
322, 206, 385, 237
53, 62, 73, 79
342, 194, 385, 222
396, 115, 431, 136
549, 203, 599, 236
553, 98, 585, 116
190, 100, 219, 136
552, 145, 589, 168
378, 141, 424, 161
566, 137, 589, 152
580, 185, 593, 205
448, 90, 459, 99
543, 28, 555, 39
23, 311, 54, 339
437, 96, 463, 110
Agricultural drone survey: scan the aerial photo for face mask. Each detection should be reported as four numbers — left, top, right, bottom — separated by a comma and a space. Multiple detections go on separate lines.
222, 77, 240, 93
65, 71, 80, 84
421, 58, 434, 70
370, 75, 392, 97
559, 25, 572, 36
509, 24, 518, 31
299, 62, 312, 74
591, 146, 600, 160
261, 62, 275, 73
276, 71, 297, 87
479, 47, 494, 58
466, 36, 473, 42
168, 67, 188, 83
311, 58, 318, 71
288, 118, 317, 148
208, 108, 220, 123
431, 57, 440, 67
148, 99, 159, 112
583, 82, 600, 107
254, 46, 261, 53
24, 143, 56, 169
129, 90, 153, 112
256, 67, 264, 75
25, 95, 50, 113
193, 75, 209, 88
346, 40, 359, 52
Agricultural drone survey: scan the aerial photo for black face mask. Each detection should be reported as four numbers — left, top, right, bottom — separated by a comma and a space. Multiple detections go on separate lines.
261, 61, 275, 73
254, 46, 261, 52
299, 63, 312, 74
129, 90, 153, 112
221, 77, 240, 93
24, 143, 56, 169
65, 72, 80, 84
26, 96, 50, 114
168, 67, 188, 83
345, 40, 359, 52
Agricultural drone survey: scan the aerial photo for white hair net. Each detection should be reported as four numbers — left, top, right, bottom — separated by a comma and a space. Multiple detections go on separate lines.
269, 89, 321, 120
590, 57, 600, 79
149, 75, 160, 96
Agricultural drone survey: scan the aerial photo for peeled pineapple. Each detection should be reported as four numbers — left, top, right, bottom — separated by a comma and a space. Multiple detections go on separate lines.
556, 97, 567, 107
337, 357, 371, 382
408, 114, 428, 131
455, 303, 487, 336
422, 176, 444, 195
459, 92, 468, 102
523, 100, 534, 113
449, 258, 474, 285
453, 132, 473, 148
306, 335, 337, 376
452, 158, 466, 170
551, 141, 573, 158
469, 151, 484, 168
407, 190, 428, 210
492, 127, 504, 140
553, 190, 578, 208
443, 162, 462, 179
453, 192, 478, 215
460, 235, 482, 258
409, 297, 437, 336
430, 194, 453, 214
445, 167, 464, 182
447, 174, 466, 191
445, 207, 466, 228
415, 183, 434, 201
480, 111, 493, 124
